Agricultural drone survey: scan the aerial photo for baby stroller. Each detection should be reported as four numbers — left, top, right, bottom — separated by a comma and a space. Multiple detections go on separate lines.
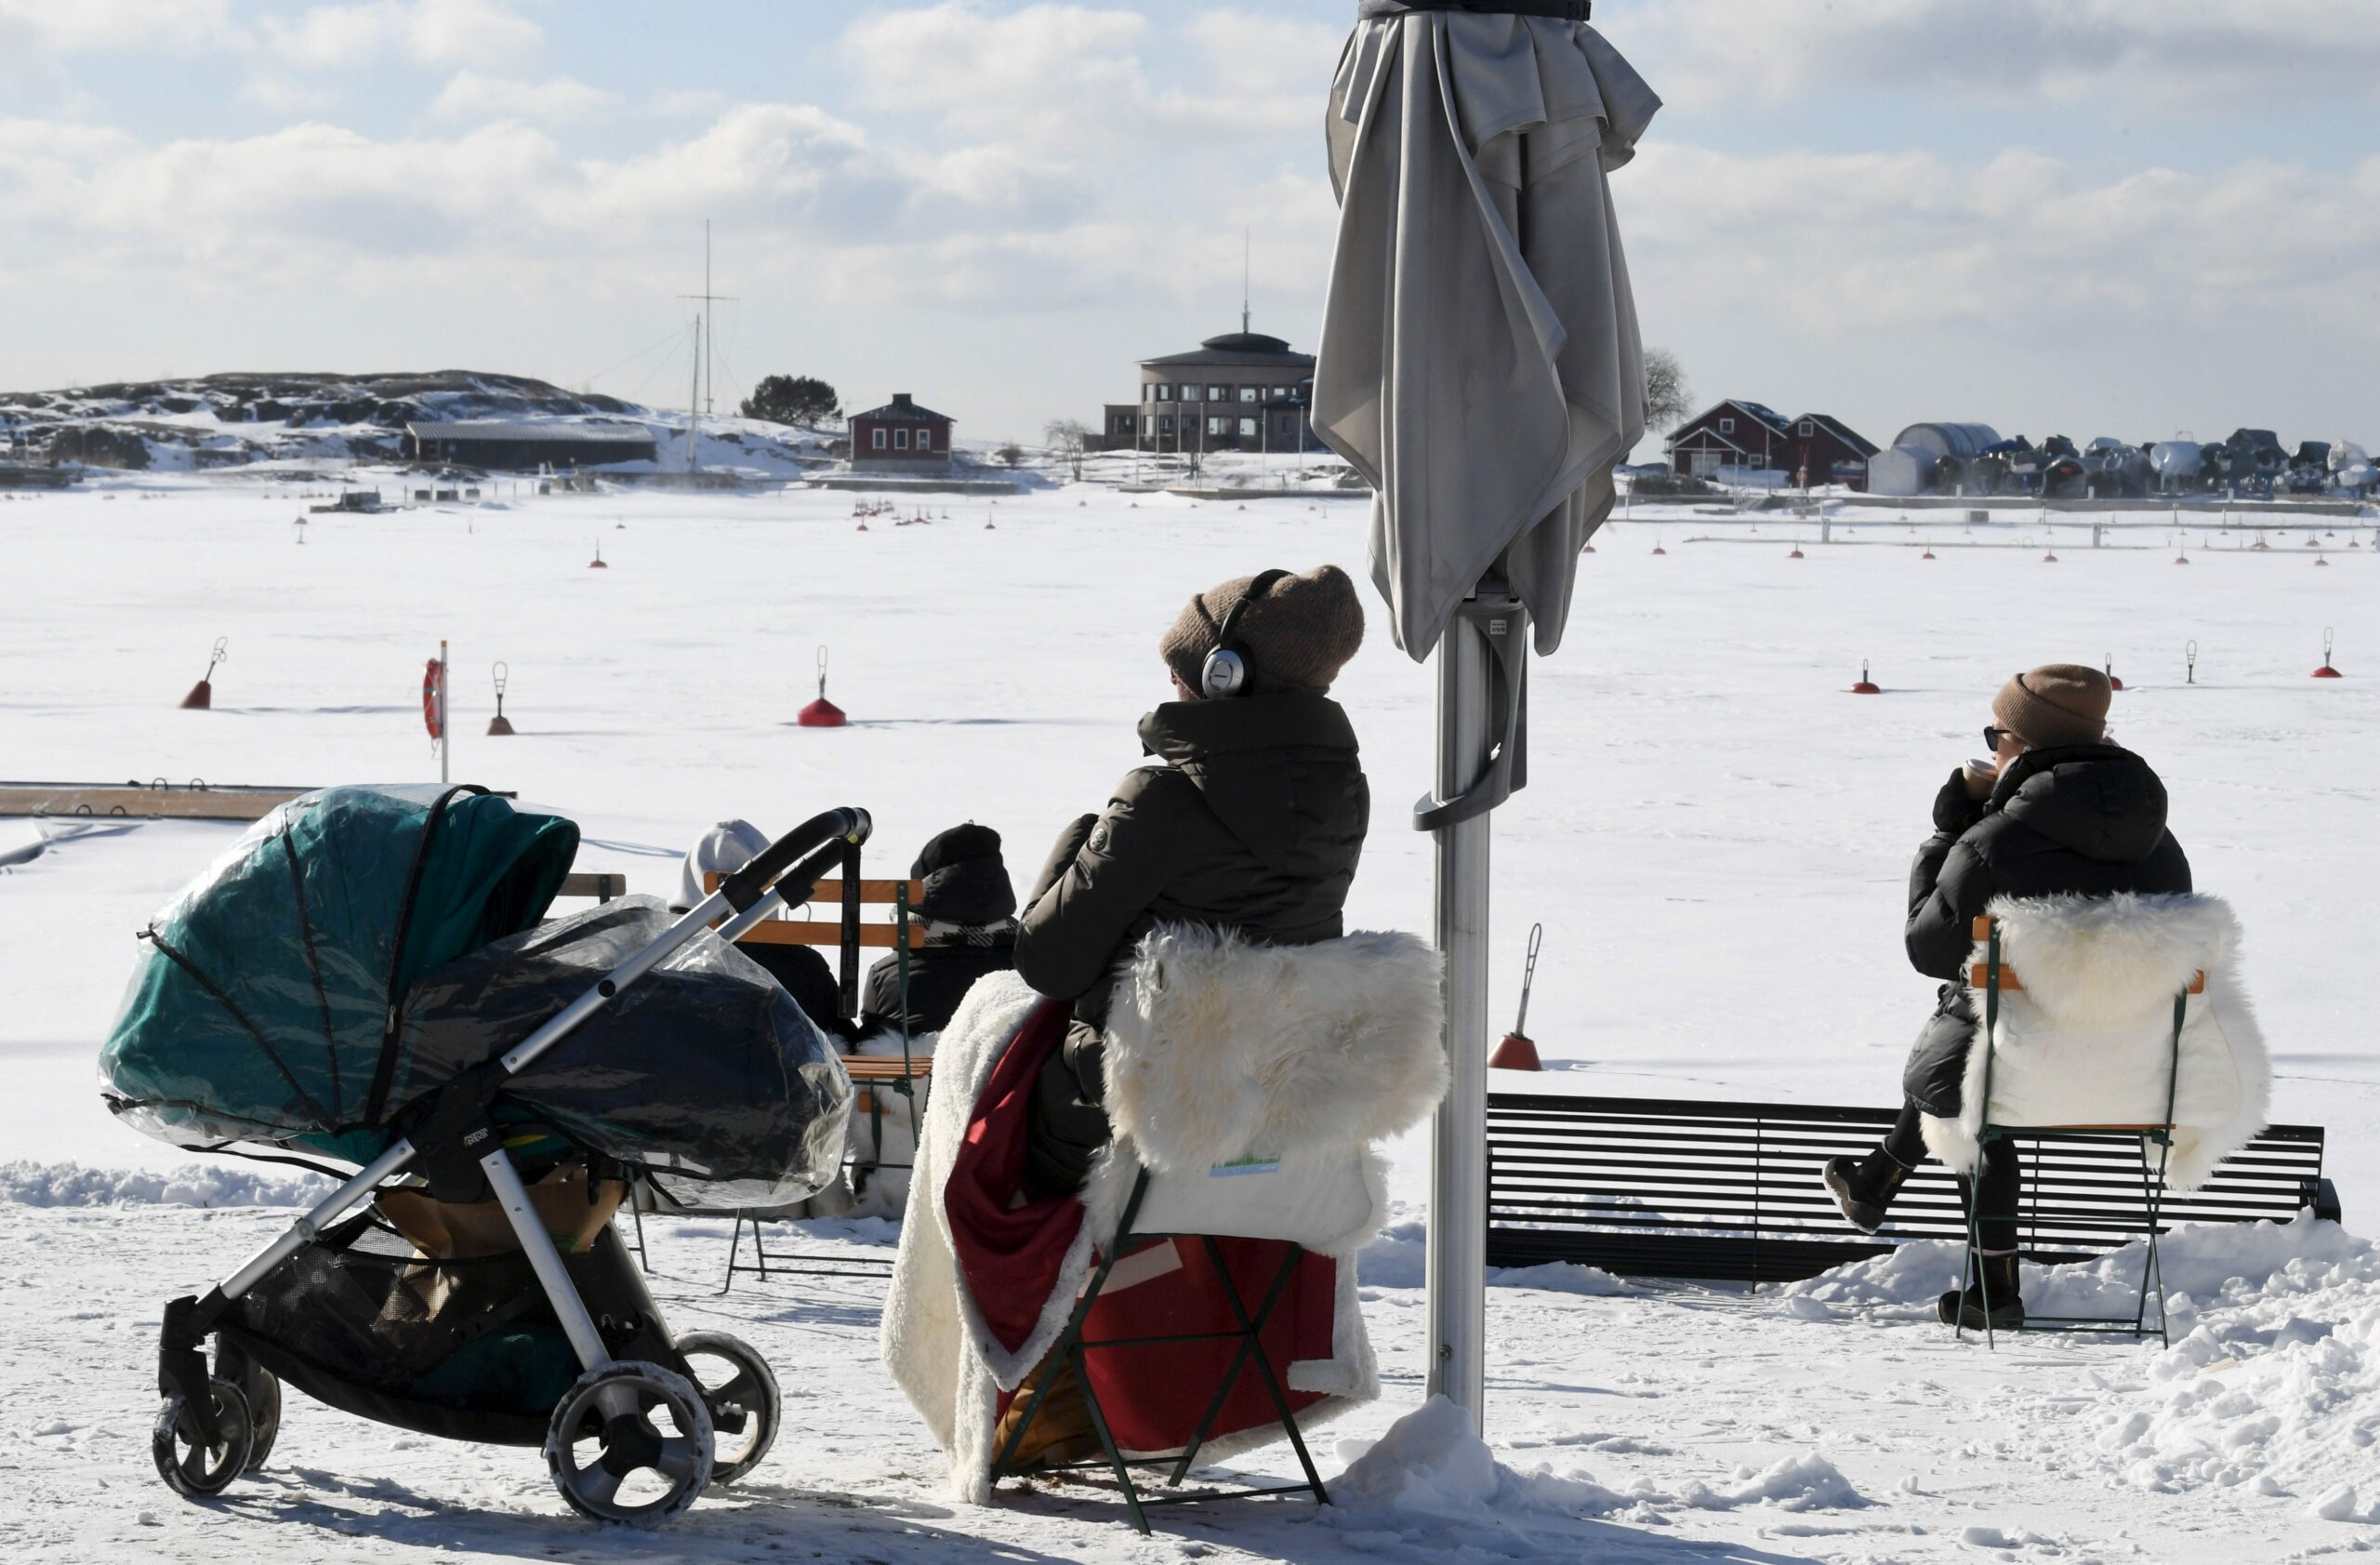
100, 785, 867, 1526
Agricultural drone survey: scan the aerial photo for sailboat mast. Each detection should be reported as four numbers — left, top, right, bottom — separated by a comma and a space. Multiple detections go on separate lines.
688, 311, 700, 472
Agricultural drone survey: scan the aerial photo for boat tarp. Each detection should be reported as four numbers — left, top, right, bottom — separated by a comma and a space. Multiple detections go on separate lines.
100, 785, 579, 1161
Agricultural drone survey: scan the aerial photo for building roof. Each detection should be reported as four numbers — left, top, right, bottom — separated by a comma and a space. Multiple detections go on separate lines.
1667, 399, 1793, 454
851, 392, 952, 424
1792, 413, 1880, 458
403, 419, 654, 445
1141, 331, 1316, 371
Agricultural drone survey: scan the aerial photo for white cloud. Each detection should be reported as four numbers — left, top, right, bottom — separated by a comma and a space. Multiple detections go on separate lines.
1624, 0, 2380, 111
431, 71, 618, 125
0, 0, 231, 55
260, 0, 542, 73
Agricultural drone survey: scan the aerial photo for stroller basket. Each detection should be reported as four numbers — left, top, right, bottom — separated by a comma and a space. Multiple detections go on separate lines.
226, 1212, 667, 1447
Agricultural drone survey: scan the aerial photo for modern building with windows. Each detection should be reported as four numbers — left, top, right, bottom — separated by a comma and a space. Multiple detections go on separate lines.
849, 392, 953, 471
1098, 330, 1317, 454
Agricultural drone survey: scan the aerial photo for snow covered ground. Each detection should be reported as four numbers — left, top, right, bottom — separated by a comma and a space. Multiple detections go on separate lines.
1, 473, 2374, 1561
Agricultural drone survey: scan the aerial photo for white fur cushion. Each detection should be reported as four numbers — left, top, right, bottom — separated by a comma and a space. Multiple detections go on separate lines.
1102, 924, 1448, 1177
1923, 892, 2271, 1192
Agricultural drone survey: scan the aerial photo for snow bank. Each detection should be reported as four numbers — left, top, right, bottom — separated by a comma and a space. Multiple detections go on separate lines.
1788, 1215, 2380, 1515
0, 1160, 328, 1208
1319, 1397, 1866, 1557
1361, 1218, 1633, 1295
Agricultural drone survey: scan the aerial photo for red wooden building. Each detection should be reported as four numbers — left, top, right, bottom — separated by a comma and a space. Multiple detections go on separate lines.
850, 392, 953, 468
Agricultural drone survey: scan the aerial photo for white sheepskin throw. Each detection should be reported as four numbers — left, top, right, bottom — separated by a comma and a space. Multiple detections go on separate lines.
1103, 924, 1448, 1176
1922, 892, 2270, 1192
881, 928, 1448, 1504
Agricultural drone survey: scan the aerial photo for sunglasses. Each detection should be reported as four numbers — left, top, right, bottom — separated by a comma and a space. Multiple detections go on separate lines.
1983, 726, 2012, 750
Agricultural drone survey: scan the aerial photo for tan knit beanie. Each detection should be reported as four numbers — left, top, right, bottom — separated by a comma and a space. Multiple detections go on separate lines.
1160, 564, 1366, 695
1992, 664, 2111, 748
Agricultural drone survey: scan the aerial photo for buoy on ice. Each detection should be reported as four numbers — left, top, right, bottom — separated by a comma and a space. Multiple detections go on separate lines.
486, 661, 516, 736
1921, 549, 1936, 560
2314, 628, 2343, 679
588, 540, 608, 569
1489, 924, 1545, 1072
1787, 546, 1805, 560
180, 637, 228, 710
2042, 551, 2058, 563
799, 645, 848, 726
1850, 661, 1882, 695
2106, 657, 2123, 692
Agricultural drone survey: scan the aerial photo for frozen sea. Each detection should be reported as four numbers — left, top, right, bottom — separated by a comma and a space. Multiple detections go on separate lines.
1, 471, 2374, 1562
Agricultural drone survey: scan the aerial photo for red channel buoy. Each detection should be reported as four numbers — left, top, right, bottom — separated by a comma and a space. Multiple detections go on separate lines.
588, 540, 608, 569
2043, 551, 2058, 563
2314, 629, 2343, 679
1488, 1033, 1542, 1071
1921, 549, 1937, 560
1787, 546, 1805, 560
2106, 658, 2124, 692
1850, 661, 1882, 695
1651, 543, 1667, 556
181, 637, 228, 710
799, 645, 849, 726
486, 661, 516, 736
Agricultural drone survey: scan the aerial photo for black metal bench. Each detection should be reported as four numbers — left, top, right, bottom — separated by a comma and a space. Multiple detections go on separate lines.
1486, 1093, 2341, 1285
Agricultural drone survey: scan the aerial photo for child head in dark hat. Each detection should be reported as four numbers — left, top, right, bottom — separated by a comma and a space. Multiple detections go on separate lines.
1158, 564, 1366, 700
911, 822, 1016, 928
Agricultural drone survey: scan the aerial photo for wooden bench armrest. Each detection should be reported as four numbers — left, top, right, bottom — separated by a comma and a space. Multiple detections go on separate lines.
559, 871, 626, 901
1972, 914, 1994, 941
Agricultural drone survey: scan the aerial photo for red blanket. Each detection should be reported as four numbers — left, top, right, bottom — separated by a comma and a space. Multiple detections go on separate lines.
945, 999, 1336, 1456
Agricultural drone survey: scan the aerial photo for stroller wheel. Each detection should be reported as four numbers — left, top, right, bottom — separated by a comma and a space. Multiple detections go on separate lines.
545, 1361, 713, 1528
152, 1378, 254, 1498
675, 1331, 781, 1485
237, 1365, 282, 1473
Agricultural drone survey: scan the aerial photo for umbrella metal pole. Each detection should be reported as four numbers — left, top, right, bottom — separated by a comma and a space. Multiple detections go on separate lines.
1426, 610, 1492, 1428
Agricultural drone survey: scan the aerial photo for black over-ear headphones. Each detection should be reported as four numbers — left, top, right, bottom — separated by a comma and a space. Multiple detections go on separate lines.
1199, 568, 1291, 699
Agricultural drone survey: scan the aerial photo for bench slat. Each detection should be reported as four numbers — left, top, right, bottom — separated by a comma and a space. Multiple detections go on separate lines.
703, 871, 925, 904
735, 922, 924, 950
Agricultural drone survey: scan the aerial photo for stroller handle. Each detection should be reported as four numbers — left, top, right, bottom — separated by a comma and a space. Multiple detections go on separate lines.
720, 808, 872, 913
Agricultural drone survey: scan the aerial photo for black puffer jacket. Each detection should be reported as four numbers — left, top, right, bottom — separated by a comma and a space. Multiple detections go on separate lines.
1015, 691, 1369, 1031
1901, 743, 2191, 1114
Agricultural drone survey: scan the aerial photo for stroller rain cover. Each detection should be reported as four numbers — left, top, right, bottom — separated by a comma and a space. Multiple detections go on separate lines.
100, 785, 852, 1205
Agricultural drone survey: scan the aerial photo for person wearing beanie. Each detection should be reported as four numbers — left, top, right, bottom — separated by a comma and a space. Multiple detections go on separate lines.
1011, 564, 1371, 1201
858, 823, 1020, 1039
1823, 663, 2190, 1331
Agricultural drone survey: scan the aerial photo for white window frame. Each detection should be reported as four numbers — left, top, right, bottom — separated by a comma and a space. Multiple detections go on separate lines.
871, 427, 887, 450
1799, 420, 1815, 437
915, 428, 932, 451
1209, 385, 1228, 404
1238, 386, 1261, 404
893, 427, 910, 450
1719, 417, 1735, 434
1238, 418, 1257, 438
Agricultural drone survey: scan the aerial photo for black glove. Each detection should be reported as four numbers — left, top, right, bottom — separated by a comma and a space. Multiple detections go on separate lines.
1931, 770, 1987, 836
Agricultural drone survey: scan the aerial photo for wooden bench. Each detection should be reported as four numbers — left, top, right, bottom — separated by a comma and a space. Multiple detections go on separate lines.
1484, 1093, 2338, 1285
699, 869, 931, 1292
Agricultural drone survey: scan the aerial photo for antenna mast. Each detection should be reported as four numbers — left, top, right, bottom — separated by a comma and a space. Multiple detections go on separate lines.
677, 219, 736, 474
1242, 227, 1251, 336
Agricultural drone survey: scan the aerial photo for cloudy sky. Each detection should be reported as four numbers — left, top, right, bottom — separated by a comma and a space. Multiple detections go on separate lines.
2, 0, 2373, 451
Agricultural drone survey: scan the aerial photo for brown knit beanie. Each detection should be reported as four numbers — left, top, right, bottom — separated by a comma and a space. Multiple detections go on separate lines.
1160, 564, 1366, 695
1991, 664, 2111, 748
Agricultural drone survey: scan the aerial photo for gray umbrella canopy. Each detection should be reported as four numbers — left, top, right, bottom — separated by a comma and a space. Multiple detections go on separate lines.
1314, 6, 1660, 659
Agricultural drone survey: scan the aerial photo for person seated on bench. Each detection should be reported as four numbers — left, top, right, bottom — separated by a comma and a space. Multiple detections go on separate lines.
674, 819, 855, 1045
1010, 564, 1370, 1203
1822, 664, 2191, 1329
857, 823, 1020, 1039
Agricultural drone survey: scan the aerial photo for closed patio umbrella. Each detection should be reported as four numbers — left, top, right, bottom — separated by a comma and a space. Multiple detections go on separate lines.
1311, 0, 1658, 1428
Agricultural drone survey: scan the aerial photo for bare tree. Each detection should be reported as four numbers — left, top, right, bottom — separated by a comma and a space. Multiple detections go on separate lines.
997, 444, 1025, 469
1644, 348, 1693, 434
1043, 418, 1091, 481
